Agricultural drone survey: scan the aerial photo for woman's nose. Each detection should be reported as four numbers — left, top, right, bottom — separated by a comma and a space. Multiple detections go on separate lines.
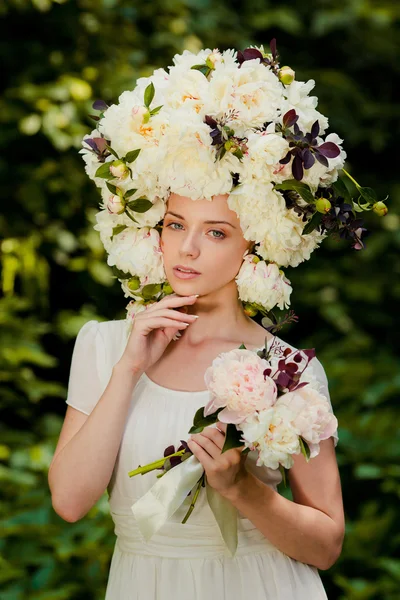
180, 233, 200, 257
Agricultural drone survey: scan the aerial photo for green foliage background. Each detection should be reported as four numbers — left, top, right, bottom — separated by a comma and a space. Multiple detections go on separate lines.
1, 0, 399, 598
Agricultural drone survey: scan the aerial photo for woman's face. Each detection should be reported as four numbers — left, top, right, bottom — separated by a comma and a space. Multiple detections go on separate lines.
161, 192, 253, 297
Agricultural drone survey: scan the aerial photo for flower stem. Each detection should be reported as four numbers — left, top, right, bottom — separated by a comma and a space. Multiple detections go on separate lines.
342, 168, 359, 189
128, 448, 188, 477
181, 473, 205, 524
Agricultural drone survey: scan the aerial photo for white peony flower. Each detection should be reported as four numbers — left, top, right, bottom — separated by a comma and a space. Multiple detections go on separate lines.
207, 59, 283, 134
229, 181, 327, 268
157, 110, 236, 201
281, 79, 329, 135
235, 255, 292, 311
240, 405, 301, 470
106, 226, 166, 283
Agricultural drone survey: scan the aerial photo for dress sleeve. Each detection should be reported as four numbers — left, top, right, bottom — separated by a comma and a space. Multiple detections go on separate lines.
311, 357, 339, 448
65, 320, 105, 416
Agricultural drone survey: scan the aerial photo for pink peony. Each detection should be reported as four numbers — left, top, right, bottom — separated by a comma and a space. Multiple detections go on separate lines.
277, 386, 338, 458
203, 348, 278, 424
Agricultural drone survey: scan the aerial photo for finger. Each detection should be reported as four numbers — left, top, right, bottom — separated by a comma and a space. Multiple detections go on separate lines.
146, 294, 198, 312
145, 309, 198, 323
216, 421, 227, 434
137, 317, 191, 333
189, 433, 221, 458
187, 439, 214, 470
200, 427, 225, 449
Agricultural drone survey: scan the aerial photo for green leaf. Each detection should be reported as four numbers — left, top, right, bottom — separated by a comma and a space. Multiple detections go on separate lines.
124, 149, 141, 163
127, 198, 153, 213
332, 177, 351, 202
189, 406, 221, 434
150, 105, 163, 116
124, 188, 137, 199
221, 423, 243, 453
111, 224, 127, 240
358, 186, 377, 204
302, 211, 322, 235
299, 436, 310, 460
106, 182, 117, 194
274, 179, 315, 204
238, 343, 247, 349
279, 464, 287, 487
141, 283, 162, 299
105, 144, 119, 159
191, 64, 210, 76
111, 265, 132, 279
94, 163, 112, 179
144, 82, 155, 108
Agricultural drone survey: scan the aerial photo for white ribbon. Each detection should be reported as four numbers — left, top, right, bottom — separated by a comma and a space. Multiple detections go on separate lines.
131, 454, 238, 557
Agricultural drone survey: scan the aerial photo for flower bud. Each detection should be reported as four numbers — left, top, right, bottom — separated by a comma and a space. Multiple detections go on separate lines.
109, 160, 129, 180
243, 303, 258, 317
206, 49, 222, 69
107, 194, 126, 215
315, 198, 332, 214
127, 276, 141, 291
372, 201, 388, 216
224, 139, 234, 151
163, 282, 174, 295
278, 66, 295, 85
131, 105, 149, 125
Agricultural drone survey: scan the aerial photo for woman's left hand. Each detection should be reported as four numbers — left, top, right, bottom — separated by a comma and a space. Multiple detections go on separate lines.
187, 422, 248, 498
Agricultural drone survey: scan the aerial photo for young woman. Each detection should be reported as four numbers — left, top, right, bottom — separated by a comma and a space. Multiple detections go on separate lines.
48, 191, 344, 599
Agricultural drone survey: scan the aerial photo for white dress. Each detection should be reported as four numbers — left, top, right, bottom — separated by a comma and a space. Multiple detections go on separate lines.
65, 319, 339, 600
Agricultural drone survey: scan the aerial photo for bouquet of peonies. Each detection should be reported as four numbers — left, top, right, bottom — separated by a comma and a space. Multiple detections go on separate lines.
128, 338, 338, 552
80, 40, 388, 333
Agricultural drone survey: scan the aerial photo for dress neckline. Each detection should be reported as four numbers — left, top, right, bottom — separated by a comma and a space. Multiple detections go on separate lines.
141, 338, 275, 396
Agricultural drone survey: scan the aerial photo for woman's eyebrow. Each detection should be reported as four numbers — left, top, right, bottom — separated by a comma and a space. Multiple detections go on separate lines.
164, 211, 236, 228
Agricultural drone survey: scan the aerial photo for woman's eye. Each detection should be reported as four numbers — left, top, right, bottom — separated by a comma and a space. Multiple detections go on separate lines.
167, 222, 183, 230
210, 230, 225, 239
166, 223, 225, 239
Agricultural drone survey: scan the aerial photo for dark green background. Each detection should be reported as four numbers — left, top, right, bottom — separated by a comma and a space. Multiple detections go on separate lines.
1, 1, 399, 598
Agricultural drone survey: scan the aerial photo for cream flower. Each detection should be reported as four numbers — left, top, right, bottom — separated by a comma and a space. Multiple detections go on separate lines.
235, 256, 292, 311
240, 405, 301, 470
106, 226, 166, 283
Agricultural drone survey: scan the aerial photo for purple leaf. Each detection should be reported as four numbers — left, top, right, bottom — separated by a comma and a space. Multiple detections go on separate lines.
311, 120, 320, 139
317, 142, 340, 158
285, 362, 299, 374
314, 151, 329, 168
302, 349, 316, 361
292, 155, 304, 181
270, 38, 277, 58
243, 48, 264, 62
302, 148, 315, 170
277, 372, 291, 388
205, 115, 218, 128
92, 99, 108, 111
279, 151, 292, 165
283, 109, 298, 128
164, 445, 175, 457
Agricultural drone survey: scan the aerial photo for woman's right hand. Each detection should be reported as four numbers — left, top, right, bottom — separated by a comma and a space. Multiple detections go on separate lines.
117, 294, 199, 374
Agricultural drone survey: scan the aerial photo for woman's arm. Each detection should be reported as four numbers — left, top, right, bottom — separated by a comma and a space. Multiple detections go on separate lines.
48, 360, 141, 522
222, 437, 345, 571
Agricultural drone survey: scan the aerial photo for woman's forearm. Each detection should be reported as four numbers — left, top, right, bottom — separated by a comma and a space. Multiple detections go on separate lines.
48, 361, 141, 522
223, 471, 343, 570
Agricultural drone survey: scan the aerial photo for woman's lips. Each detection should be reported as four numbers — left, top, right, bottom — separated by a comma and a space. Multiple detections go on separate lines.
173, 267, 201, 280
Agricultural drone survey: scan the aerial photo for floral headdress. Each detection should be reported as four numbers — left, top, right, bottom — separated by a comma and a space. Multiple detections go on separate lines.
80, 40, 388, 332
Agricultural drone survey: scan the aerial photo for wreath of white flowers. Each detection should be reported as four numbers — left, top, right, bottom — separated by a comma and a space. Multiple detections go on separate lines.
80, 40, 388, 333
